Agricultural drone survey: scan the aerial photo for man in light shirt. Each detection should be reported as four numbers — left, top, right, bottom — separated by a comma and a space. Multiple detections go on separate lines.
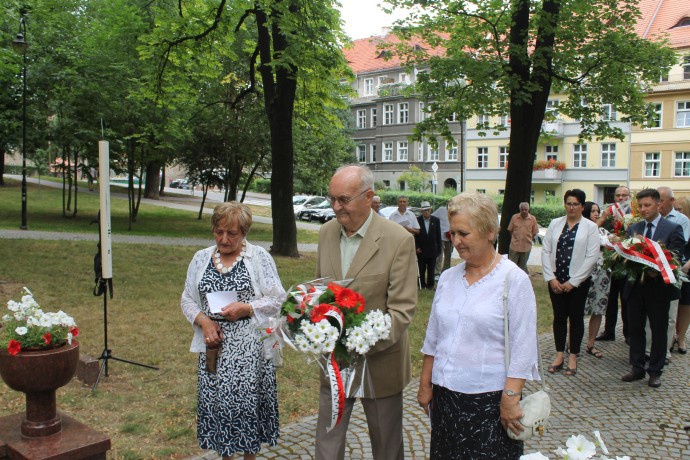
371, 195, 383, 216
314, 165, 418, 459
507, 202, 539, 274
388, 195, 420, 235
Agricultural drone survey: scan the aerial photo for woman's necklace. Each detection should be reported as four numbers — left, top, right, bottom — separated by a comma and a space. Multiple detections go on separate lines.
466, 250, 499, 279
214, 240, 247, 274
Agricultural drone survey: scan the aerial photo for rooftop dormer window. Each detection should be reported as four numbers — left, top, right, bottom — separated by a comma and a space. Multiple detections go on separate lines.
672, 17, 690, 28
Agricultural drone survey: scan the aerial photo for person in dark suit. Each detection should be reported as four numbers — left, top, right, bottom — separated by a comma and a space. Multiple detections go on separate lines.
622, 188, 685, 388
415, 201, 442, 289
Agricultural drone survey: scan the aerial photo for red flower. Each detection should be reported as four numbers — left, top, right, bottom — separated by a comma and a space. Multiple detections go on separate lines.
328, 282, 344, 296
335, 288, 359, 309
353, 292, 366, 313
266, 327, 273, 334
8, 340, 21, 356
311, 304, 336, 323
43, 332, 52, 345
287, 315, 295, 324
308, 285, 316, 293
70, 327, 79, 337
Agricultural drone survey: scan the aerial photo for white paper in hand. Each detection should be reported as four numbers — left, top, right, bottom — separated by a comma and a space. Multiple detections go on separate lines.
206, 291, 238, 314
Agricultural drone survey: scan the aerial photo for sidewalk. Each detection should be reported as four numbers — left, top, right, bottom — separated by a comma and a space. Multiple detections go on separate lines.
186, 323, 689, 459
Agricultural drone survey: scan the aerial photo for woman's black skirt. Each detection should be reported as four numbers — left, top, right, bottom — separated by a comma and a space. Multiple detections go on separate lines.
430, 385, 523, 459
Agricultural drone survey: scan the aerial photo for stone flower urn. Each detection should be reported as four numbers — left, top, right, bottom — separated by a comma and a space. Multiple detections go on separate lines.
0, 340, 79, 437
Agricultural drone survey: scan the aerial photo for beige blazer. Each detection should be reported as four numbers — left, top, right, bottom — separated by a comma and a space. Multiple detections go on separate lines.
316, 212, 418, 398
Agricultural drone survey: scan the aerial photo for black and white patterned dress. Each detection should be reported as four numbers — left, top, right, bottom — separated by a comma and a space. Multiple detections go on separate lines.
196, 258, 279, 456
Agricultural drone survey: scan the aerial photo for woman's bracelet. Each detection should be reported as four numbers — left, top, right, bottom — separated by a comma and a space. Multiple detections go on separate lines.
195, 313, 206, 327
247, 304, 254, 317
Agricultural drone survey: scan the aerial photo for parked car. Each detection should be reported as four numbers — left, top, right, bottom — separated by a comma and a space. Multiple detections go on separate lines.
170, 178, 190, 189
297, 200, 330, 222
293, 196, 326, 216
310, 207, 336, 223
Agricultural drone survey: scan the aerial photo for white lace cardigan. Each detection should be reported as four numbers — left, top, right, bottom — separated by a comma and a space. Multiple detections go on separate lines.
181, 242, 287, 352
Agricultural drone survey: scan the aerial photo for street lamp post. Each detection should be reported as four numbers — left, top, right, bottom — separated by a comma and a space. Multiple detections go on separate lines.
12, 13, 28, 230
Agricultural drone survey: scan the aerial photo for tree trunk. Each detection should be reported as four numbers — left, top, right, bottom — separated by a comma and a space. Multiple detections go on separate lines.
255, 6, 299, 257
144, 161, 161, 199
198, 185, 208, 220
71, 147, 78, 217
159, 168, 166, 196
0, 147, 5, 186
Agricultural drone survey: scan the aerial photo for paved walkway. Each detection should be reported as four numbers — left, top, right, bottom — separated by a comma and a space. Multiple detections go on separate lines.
185, 323, 689, 460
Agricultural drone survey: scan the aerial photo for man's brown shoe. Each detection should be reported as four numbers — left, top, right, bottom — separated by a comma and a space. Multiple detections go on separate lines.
621, 371, 645, 382
648, 375, 661, 388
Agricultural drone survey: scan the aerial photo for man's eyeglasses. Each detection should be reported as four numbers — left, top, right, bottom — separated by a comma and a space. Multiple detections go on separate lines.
565, 202, 581, 208
326, 189, 369, 206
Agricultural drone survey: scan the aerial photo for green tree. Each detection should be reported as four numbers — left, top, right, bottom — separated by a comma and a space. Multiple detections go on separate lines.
398, 165, 431, 192
149, 0, 350, 256
387, 0, 676, 252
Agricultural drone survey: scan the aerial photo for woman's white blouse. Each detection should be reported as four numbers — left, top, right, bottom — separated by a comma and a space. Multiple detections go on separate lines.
181, 242, 287, 352
421, 258, 541, 394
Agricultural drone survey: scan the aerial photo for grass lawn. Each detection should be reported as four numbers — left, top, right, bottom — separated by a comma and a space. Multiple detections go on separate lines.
0, 179, 318, 244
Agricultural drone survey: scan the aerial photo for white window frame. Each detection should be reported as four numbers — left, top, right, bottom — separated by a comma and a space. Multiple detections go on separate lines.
477, 147, 489, 169
398, 103, 409, 124
477, 114, 489, 127
644, 152, 660, 177
383, 142, 393, 162
378, 75, 395, 86
370, 144, 377, 162
601, 143, 616, 168
684, 56, 690, 80
573, 144, 588, 168
650, 103, 662, 129
499, 146, 509, 168
545, 145, 558, 161
546, 100, 560, 117
356, 109, 366, 129
383, 104, 394, 125
499, 115, 510, 126
364, 78, 374, 96
370, 108, 377, 128
676, 101, 690, 128
447, 146, 458, 161
357, 145, 366, 163
399, 72, 410, 84
428, 145, 439, 162
601, 104, 617, 121
418, 102, 426, 122
397, 141, 408, 162
417, 143, 423, 162
674, 151, 690, 177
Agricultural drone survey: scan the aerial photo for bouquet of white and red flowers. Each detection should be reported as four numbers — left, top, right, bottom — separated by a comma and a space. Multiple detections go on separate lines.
261, 278, 391, 430
603, 235, 687, 286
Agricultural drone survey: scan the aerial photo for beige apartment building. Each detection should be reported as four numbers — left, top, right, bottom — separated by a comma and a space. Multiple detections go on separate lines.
345, 0, 690, 203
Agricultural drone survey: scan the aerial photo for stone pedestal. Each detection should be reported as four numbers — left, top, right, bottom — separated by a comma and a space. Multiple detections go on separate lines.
0, 413, 110, 460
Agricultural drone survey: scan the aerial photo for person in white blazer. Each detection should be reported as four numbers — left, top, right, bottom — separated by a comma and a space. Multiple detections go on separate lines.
542, 189, 600, 377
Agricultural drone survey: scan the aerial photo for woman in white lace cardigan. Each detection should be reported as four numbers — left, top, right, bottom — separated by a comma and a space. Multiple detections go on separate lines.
181, 202, 286, 460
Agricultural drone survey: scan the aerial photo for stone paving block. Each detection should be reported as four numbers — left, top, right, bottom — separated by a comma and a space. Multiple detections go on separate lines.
189, 323, 689, 460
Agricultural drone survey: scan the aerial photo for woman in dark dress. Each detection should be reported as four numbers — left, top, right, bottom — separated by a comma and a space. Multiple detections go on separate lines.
181, 202, 286, 460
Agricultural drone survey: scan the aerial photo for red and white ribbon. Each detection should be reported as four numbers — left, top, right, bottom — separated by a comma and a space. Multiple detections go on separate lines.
609, 237, 677, 284
323, 309, 346, 432
609, 202, 625, 220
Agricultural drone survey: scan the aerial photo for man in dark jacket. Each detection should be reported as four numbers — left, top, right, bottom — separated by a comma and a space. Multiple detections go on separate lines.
415, 201, 442, 289
622, 188, 685, 388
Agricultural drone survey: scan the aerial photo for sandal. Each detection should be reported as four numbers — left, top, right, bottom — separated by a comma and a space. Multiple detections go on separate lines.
564, 366, 577, 376
548, 362, 564, 374
586, 346, 604, 359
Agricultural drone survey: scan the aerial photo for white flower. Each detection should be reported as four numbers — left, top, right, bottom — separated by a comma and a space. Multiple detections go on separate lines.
15, 326, 28, 335
565, 435, 597, 459
520, 453, 550, 460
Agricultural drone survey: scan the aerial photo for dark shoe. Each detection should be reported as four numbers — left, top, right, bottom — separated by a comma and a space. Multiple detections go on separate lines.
644, 354, 650, 362
596, 333, 615, 342
648, 375, 661, 388
621, 371, 645, 382
585, 346, 604, 359
564, 366, 577, 376
670, 337, 678, 353
665, 357, 670, 366
548, 362, 564, 374
624, 337, 629, 345
679, 347, 688, 355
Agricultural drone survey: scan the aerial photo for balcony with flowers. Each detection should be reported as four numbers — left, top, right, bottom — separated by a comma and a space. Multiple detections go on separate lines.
532, 159, 566, 180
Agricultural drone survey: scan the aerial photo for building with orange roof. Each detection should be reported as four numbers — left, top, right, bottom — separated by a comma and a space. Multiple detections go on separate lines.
345, 3, 690, 203
630, 0, 690, 194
